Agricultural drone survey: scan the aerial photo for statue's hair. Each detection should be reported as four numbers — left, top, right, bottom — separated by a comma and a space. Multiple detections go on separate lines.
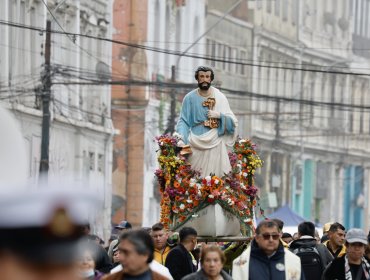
194, 66, 214, 81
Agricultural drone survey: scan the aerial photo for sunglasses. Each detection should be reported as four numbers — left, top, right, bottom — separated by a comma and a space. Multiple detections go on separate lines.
259, 233, 280, 240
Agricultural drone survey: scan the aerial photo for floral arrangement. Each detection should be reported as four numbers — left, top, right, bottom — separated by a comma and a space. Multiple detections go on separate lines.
155, 134, 263, 236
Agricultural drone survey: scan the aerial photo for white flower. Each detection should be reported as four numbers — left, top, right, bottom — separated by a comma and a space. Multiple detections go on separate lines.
244, 218, 252, 223
186, 199, 193, 203
239, 139, 246, 144
198, 191, 202, 196
227, 198, 234, 206
190, 178, 196, 184
240, 183, 246, 190
192, 214, 199, 218
214, 179, 219, 185
244, 158, 247, 163
185, 191, 189, 195
196, 183, 202, 190
208, 194, 214, 199
226, 186, 230, 191
205, 176, 212, 182
179, 204, 185, 210
243, 172, 248, 177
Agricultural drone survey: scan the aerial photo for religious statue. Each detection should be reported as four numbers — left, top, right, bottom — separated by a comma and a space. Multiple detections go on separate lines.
176, 66, 238, 177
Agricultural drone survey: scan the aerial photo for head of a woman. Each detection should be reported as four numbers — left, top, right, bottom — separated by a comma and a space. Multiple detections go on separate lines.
200, 245, 225, 278
77, 247, 96, 279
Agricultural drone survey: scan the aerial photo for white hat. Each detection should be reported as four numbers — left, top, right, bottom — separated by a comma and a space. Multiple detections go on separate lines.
345, 228, 368, 245
0, 187, 101, 264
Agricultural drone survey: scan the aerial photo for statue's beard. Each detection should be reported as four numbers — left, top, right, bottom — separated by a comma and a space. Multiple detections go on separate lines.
198, 82, 211, 91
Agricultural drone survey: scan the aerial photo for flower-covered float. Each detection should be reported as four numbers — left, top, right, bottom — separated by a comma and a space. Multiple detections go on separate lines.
155, 134, 263, 237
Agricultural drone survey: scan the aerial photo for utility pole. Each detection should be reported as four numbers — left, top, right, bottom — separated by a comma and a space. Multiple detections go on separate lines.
39, 20, 52, 179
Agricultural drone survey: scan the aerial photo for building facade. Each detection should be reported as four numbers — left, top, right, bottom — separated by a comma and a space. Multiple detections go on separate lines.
205, 0, 253, 137
246, 0, 370, 230
0, 0, 114, 239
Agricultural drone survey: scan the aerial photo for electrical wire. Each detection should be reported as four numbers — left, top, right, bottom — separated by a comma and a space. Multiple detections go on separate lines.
1, 20, 370, 76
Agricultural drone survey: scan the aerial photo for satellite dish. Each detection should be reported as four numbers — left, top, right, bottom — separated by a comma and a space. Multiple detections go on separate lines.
95, 61, 111, 81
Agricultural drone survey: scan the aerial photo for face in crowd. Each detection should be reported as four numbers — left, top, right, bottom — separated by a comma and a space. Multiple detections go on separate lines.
255, 222, 281, 256
201, 246, 225, 278
329, 227, 346, 247
77, 250, 96, 279
151, 228, 168, 251
117, 230, 153, 276
346, 242, 366, 263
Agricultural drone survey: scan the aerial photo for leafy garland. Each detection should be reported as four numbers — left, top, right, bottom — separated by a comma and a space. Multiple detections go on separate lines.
155, 134, 263, 235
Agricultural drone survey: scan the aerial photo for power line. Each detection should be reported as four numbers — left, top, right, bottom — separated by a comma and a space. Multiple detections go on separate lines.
1, 20, 370, 77
41, 0, 76, 43
49, 74, 370, 112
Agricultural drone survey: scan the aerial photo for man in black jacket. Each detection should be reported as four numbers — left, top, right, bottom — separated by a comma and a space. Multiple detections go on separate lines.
165, 227, 198, 280
289, 221, 333, 280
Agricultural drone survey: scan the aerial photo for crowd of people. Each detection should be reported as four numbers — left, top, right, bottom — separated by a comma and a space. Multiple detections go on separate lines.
91, 219, 370, 280
72, 219, 369, 280
1, 198, 369, 280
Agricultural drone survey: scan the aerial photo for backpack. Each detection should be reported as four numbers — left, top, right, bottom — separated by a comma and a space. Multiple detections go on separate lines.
291, 245, 323, 280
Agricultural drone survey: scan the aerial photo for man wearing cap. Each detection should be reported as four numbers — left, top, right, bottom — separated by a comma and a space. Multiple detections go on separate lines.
0, 188, 100, 280
323, 228, 370, 280
0, 107, 103, 279
108, 221, 132, 260
321, 222, 333, 243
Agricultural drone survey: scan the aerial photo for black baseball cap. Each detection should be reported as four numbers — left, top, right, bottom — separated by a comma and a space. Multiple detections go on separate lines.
115, 220, 132, 229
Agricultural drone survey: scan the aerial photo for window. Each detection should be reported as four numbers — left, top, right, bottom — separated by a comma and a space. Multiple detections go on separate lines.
224, 46, 231, 71
275, 0, 280, 16
216, 43, 224, 69
239, 50, 247, 75
292, 0, 297, 25
98, 154, 104, 173
175, 10, 182, 51
89, 152, 95, 171
257, 0, 262, 9
282, 0, 288, 21
231, 48, 237, 73
208, 39, 216, 67
267, 0, 272, 13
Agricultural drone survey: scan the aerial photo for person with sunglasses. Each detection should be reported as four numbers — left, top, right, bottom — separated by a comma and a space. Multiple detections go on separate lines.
232, 220, 305, 280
